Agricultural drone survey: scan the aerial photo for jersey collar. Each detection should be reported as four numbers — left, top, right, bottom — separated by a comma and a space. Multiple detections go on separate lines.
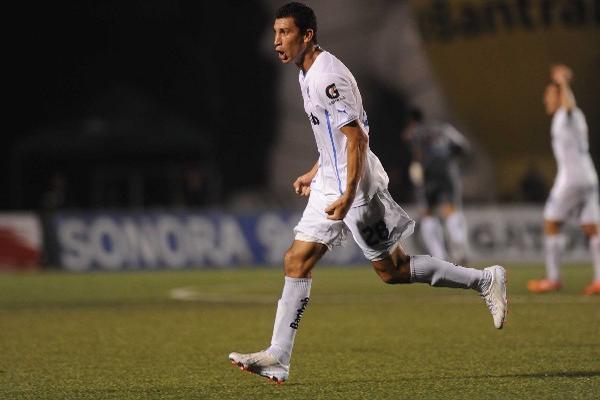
301, 50, 326, 81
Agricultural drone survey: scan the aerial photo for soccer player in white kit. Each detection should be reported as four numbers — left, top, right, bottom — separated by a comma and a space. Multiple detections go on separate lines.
528, 65, 600, 296
229, 2, 508, 384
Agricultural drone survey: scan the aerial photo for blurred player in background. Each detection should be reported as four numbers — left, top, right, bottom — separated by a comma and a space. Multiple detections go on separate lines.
404, 108, 471, 264
528, 65, 600, 295
229, 2, 507, 384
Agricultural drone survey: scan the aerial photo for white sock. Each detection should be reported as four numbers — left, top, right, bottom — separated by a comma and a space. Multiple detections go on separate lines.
589, 235, 600, 281
446, 212, 468, 261
410, 255, 490, 292
545, 234, 564, 282
420, 216, 447, 259
267, 276, 311, 366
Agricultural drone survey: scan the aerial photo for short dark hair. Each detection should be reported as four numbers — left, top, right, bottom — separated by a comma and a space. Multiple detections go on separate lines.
276, 2, 318, 43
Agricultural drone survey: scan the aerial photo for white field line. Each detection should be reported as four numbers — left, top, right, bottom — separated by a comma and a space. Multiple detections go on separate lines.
168, 287, 599, 305
168, 287, 277, 304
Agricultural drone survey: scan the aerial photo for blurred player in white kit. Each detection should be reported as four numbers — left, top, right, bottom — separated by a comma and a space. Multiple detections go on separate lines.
528, 65, 600, 295
229, 2, 508, 384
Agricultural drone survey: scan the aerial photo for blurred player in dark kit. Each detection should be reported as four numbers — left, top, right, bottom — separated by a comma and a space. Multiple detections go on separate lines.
404, 108, 471, 264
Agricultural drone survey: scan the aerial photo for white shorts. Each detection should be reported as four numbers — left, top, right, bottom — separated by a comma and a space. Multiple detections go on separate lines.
544, 183, 600, 224
294, 190, 415, 261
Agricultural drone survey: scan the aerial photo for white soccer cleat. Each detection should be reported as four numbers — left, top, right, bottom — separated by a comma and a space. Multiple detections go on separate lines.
481, 265, 508, 329
228, 350, 289, 384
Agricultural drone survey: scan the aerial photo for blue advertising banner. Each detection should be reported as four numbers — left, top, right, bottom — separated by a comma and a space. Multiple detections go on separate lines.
49, 206, 589, 272
51, 211, 367, 271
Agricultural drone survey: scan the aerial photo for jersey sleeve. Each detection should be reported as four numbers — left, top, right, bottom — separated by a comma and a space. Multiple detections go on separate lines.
314, 73, 359, 130
553, 108, 568, 128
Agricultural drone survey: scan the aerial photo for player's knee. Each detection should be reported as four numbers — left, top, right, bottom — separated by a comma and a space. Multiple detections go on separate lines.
379, 272, 402, 284
283, 249, 299, 272
284, 249, 309, 276
440, 203, 455, 218
373, 258, 411, 284
395, 253, 411, 269
544, 220, 562, 235
379, 269, 411, 284
581, 224, 598, 237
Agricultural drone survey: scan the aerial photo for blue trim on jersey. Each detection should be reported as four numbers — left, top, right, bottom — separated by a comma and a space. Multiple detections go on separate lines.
325, 110, 344, 195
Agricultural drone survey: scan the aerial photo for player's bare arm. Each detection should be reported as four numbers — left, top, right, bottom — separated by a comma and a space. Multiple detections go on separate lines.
324, 120, 368, 220
551, 64, 576, 111
293, 162, 318, 196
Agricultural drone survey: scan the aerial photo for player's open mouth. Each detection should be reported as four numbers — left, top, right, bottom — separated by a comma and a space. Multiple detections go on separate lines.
277, 50, 288, 61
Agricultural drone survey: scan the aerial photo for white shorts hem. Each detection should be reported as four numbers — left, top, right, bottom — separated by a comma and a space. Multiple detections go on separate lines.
294, 232, 334, 250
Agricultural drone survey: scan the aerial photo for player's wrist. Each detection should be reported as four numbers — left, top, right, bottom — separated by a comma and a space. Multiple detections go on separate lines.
342, 190, 356, 202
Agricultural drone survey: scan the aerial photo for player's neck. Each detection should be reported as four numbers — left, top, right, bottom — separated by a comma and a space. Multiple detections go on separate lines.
297, 43, 322, 74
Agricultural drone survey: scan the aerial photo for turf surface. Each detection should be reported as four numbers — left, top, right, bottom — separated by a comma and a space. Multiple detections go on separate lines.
1, 264, 599, 399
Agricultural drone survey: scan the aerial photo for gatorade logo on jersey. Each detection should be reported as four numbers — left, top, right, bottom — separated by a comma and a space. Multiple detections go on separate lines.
325, 83, 345, 105
325, 83, 340, 99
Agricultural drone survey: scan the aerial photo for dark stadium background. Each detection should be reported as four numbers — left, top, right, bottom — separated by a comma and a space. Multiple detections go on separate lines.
5, 0, 600, 211
6, 1, 278, 210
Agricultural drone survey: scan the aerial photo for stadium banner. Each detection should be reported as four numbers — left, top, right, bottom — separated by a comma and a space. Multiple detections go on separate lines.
0, 213, 43, 270
48, 206, 589, 271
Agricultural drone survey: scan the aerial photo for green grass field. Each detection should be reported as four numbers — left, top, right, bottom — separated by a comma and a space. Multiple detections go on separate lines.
1, 264, 599, 400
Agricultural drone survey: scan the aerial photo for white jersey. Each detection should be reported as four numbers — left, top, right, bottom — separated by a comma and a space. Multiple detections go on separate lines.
299, 50, 388, 206
551, 107, 598, 187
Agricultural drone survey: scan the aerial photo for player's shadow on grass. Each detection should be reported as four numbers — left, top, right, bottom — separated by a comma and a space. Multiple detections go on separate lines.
315, 370, 600, 385
285, 371, 600, 386
471, 370, 600, 379
308, 370, 600, 387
